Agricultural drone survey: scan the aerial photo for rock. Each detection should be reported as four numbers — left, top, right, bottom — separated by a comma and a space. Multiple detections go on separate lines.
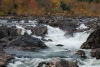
46, 59, 79, 67
0, 47, 13, 66
8, 35, 47, 51
25, 26, 47, 36
58, 20, 79, 31
37, 62, 47, 67
8, 26, 22, 37
25, 26, 34, 30
0, 37, 10, 48
76, 50, 87, 58
56, 44, 64, 46
64, 32, 73, 38
90, 48, 100, 59
33, 26, 47, 36
0, 26, 8, 39
0, 26, 22, 39
81, 28, 100, 49
41, 38, 52, 42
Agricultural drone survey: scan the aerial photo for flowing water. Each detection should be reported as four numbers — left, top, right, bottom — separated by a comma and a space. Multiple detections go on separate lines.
0, 19, 100, 67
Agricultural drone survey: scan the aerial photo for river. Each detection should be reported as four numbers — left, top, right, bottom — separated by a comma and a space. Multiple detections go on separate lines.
0, 18, 100, 67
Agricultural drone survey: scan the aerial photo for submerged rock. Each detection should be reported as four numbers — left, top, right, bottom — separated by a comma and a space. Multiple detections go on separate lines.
64, 32, 73, 38
46, 59, 79, 67
81, 28, 100, 49
8, 35, 47, 51
90, 48, 100, 59
56, 44, 64, 46
76, 50, 87, 58
0, 47, 13, 67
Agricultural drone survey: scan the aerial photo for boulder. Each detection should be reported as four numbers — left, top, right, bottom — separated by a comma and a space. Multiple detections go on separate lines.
0, 47, 13, 66
81, 28, 100, 49
25, 26, 47, 36
46, 59, 79, 67
8, 35, 47, 51
58, 20, 79, 31
0, 26, 8, 39
8, 26, 22, 37
76, 50, 87, 58
0, 37, 10, 48
0, 26, 22, 39
90, 48, 100, 59
37, 62, 48, 67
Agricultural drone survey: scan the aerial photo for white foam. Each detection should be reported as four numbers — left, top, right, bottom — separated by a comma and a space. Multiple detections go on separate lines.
80, 58, 100, 67
77, 24, 88, 29
16, 25, 26, 35
45, 25, 90, 49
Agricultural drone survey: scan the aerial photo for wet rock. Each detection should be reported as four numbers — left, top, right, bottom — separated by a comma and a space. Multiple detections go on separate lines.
46, 59, 79, 67
8, 35, 47, 51
0, 26, 8, 39
0, 47, 13, 66
41, 38, 52, 42
76, 50, 87, 58
25, 26, 47, 36
0, 26, 22, 39
90, 48, 100, 59
37, 17, 58, 26
64, 32, 73, 38
8, 26, 22, 37
37, 62, 47, 67
81, 28, 100, 49
58, 20, 79, 31
85, 21, 99, 30
0, 37, 10, 48
56, 44, 64, 46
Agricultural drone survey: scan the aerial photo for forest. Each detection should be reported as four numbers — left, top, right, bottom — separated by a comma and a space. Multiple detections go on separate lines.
0, 0, 100, 16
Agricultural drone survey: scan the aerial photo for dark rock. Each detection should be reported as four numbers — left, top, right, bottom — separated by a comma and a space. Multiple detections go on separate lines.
25, 26, 47, 36
8, 35, 47, 51
46, 59, 79, 67
90, 48, 100, 59
0, 47, 13, 67
56, 44, 64, 46
0, 26, 8, 39
37, 62, 47, 67
41, 38, 52, 42
0, 37, 10, 43
8, 26, 22, 37
58, 20, 79, 31
81, 28, 100, 49
47, 39, 53, 42
0, 26, 22, 39
76, 50, 87, 58
25, 26, 34, 30
0, 37, 10, 48
34, 26, 47, 36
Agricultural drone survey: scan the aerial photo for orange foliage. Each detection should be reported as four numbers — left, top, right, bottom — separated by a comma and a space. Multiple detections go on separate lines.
0, 0, 100, 16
